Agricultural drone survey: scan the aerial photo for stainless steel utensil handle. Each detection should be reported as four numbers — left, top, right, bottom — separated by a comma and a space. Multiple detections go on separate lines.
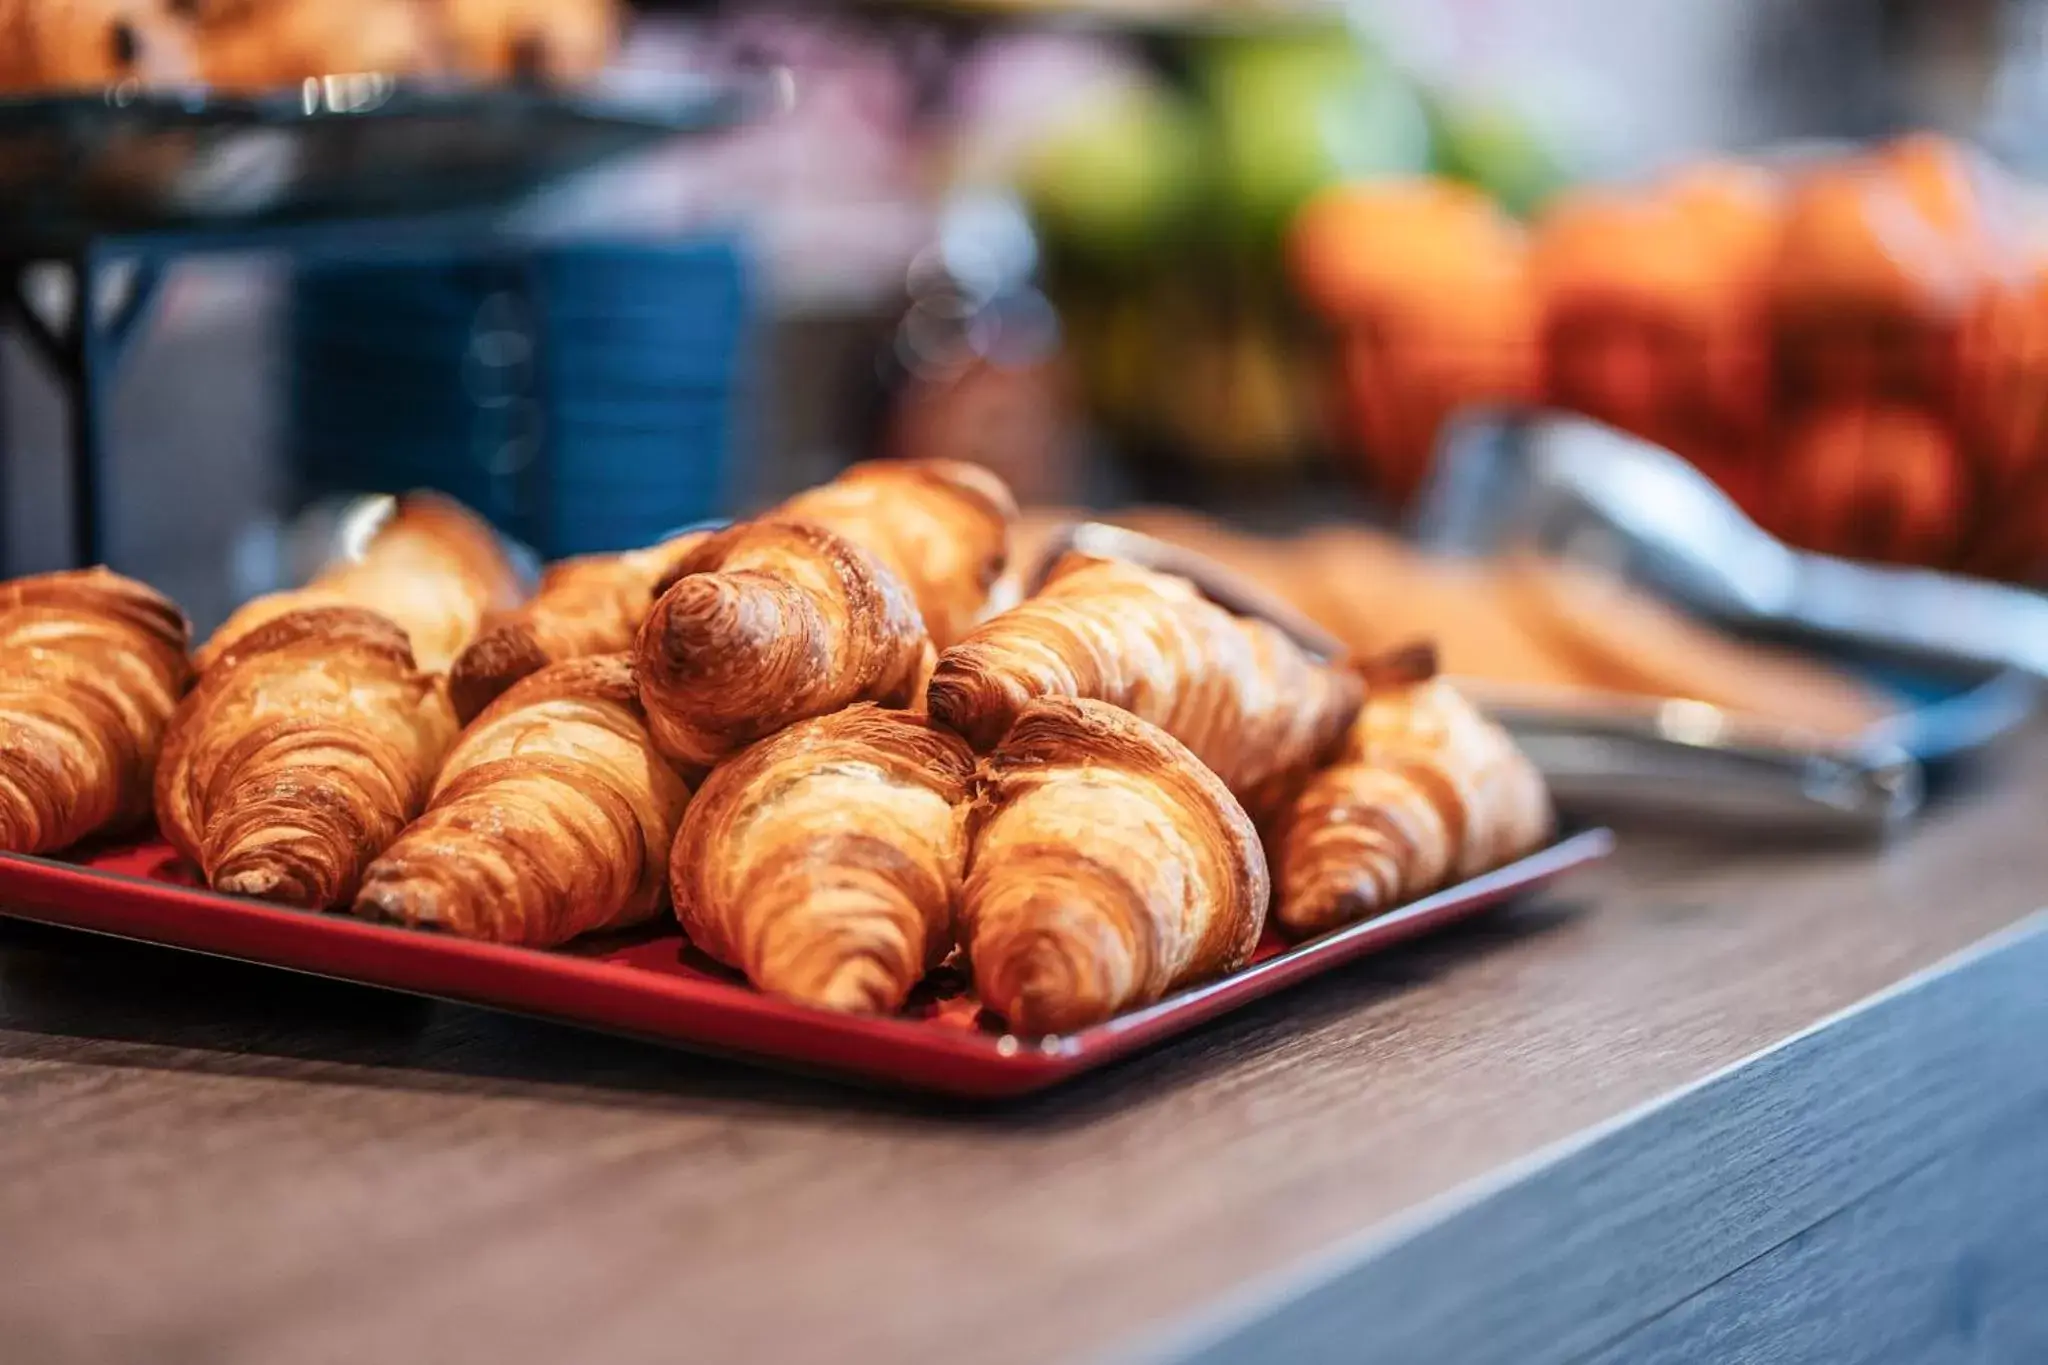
1789, 557, 2048, 679
1478, 690, 1925, 836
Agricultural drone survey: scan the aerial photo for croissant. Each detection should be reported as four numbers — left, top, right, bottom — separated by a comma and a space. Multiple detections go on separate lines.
355, 654, 690, 946
155, 606, 458, 908
774, 458, 1017, 648
447, 532, 705, 724
1273, 653, 1552, 938
0, 569, 192, 855
927, 552, 1362, 816
439, 0, 618, 84
634, 519, 929, 770
1354, 676, 1553, 880
1272, 762, 1457, 939
199, 493, 523, 675
962, 697, 1269, 1034
670, 703, 973, 1013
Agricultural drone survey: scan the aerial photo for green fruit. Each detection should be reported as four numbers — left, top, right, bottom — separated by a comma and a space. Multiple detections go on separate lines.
1201, 30, 1433, 245
1434, 99, 1567, 218
1021, 82, 1208, 265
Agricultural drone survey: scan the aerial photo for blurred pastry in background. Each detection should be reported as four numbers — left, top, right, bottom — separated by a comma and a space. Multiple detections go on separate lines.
1287, 136, 2048, 586
1768, 152, 1984, 414
187, 0, 621, 91
0, 0, 196, 92
1279, 531, 1594, 694
437, 0, 617, 85
1772, 403, 1967, 567
1530, 167, 1781, 481
1961, 255, 2048, 581
1969, 459, 2048, 584
194, 0, 442, 91
1289, 179, 1537, 509
1875, 132, 2017, 267
1659, 162, 1784, 456
1958, 253, 2048, 498
1533, 191, 1714, 455
1494, 556, 1889, 737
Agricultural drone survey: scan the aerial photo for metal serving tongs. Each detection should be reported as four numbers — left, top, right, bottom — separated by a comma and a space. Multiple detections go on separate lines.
1415, 410, 2048, 679
1402, 408, 2048, 834
1030, 513, 1926, 837
1462, 681, 1922, 834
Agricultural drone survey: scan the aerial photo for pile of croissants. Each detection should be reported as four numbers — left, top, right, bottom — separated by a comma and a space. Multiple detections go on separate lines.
1014, 507, 1890, 742
1291, 133, 2048, 582
0, 462, 1552, 1035
0, 0, 616, 96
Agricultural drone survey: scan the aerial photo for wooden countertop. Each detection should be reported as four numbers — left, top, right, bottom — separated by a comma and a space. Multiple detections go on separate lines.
2, 734, 2045, 1365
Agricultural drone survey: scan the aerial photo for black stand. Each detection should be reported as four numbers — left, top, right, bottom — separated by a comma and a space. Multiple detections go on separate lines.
0, 78, 755, 571
0, 254, 164, 567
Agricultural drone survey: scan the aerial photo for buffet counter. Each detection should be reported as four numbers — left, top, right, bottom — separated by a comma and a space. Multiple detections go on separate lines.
1, 731, 2044, 1363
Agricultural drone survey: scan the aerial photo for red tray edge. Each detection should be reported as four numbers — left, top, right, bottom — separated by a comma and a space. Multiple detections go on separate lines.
0, 830, 1612, 1098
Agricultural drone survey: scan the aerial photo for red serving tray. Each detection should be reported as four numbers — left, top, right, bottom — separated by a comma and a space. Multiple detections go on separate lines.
0, 829, 1610, 1098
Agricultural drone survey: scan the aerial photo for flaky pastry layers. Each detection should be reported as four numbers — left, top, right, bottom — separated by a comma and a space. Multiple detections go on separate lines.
0, 569, 192, 855
928, 552, 1362, 816
963, 697, 1269, 1035
671, 703, 974, 1013
156, 606, 458, 908
448, 531, 706, 724
775, 458, 1018, 649
357, 654, 691, 947
634, 519, 929, 770
1272, 651, 1552, 939
199, 492, 523, 674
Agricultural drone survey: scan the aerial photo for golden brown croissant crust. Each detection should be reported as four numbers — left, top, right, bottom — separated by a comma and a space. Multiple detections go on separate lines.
928, 551, 1362, 815
0, 568, 192, 855
962, 696, 1269, 1035
1345, 675, 1552, 876
1271, 762, 1454, 939
671, 702, 974, 1013
447, 532, 704, 724
356, 653, 692, 947
155, 605, 457, 908
198, 492, 523, 675
1275, 665, 1552, 938
634, 518, 929, 770
775, 458, 1018, 648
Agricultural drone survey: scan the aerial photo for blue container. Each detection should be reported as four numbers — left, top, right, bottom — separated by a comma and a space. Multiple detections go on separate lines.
287, 238, 751, 557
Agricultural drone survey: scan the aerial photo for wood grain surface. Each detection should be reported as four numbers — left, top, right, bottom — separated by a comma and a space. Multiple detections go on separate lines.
1169, 908, 2048, 1365
1, 733, 2045, 1365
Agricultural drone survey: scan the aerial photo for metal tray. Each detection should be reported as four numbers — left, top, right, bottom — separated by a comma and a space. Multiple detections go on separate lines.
0, 77, 762, 254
